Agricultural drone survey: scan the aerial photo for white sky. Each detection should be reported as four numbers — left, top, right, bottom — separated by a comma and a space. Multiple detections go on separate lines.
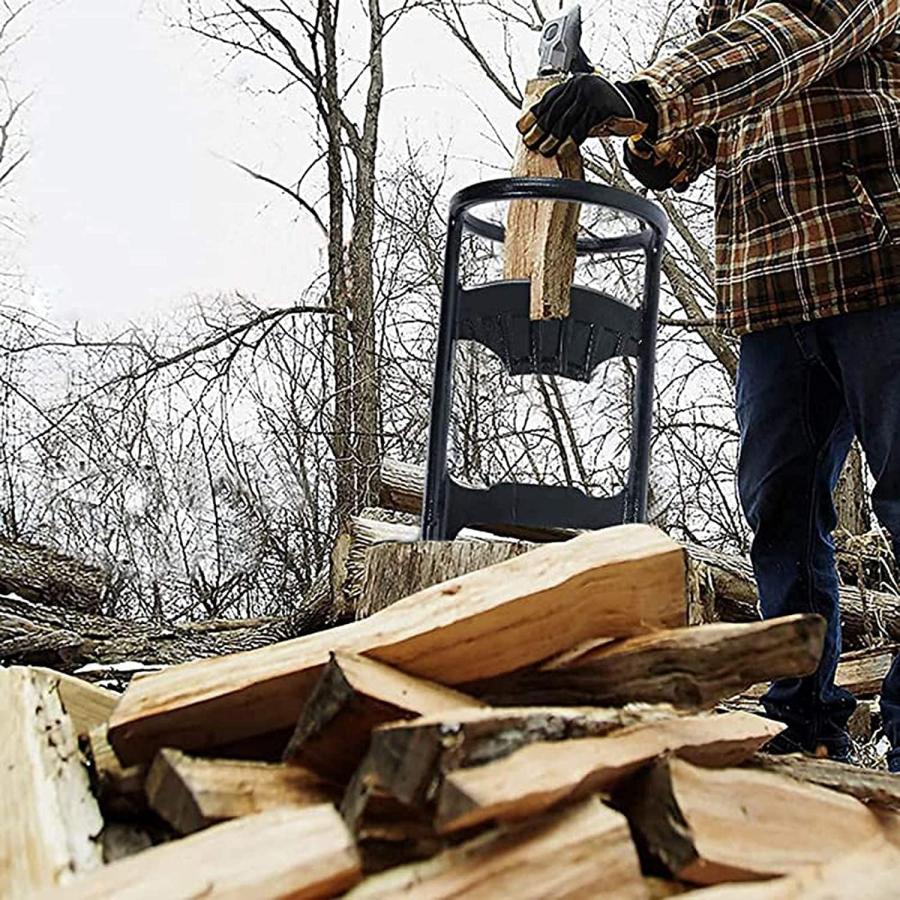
10, 0, 640, 323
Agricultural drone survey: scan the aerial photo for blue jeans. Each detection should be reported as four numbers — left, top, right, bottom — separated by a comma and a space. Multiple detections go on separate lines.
737, 305, 900, 765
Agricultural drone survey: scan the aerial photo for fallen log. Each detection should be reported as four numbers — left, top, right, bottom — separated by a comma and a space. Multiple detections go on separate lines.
145, 748, 339, 834
283, 652, 483, 781
687, 543, 900, 648
434, 711, 782, 833
37, 805, 362, 900
0, 592, 298, 671
1, 667, 103, 899
346, 797, 647, 900
471, 615, 825, 710
343, 704, 679, 829
622, 757, 884, 885
108, 525, 686, 765
746, 753, 900, 811
0, 534, 109, 611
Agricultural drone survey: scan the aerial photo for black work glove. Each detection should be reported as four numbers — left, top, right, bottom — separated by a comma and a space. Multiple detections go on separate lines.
623, 136, 690, 192
517, 74, 658, 158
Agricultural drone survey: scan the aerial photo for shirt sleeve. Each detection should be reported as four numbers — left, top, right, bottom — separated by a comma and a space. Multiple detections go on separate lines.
633, 0, 900, 140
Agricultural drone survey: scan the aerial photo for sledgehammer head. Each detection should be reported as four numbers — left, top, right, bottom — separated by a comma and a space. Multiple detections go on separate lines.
537, 5, 592, 76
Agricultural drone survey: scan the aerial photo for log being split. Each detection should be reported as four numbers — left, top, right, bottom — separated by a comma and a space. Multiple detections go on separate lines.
283, 652, 482, 781
471, 615, 826, 710
145, 748, 339, 835
342, 704, 679, 830
345, 797, 648, 900
621, 757, 885, 885
506, 76, 584, 320
36, 805, 362, 900
1, 667, 103, 899
108, 525, 686, 765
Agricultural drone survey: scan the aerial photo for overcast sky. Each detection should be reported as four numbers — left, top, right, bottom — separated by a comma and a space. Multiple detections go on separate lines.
10, 0, 640, 324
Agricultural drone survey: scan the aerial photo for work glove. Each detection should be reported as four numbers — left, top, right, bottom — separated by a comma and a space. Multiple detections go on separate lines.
517, 74, 658, 158
623, 135, 691, 193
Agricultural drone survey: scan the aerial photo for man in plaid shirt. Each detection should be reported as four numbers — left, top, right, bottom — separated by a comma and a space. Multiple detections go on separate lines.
520, 0, 900, 767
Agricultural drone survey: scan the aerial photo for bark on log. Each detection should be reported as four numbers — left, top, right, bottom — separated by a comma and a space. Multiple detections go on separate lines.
0, 535, 109, 611
341, 704, 678, 833
1, 667, 104, 898
361, 537, 532, 618
283, 652, 482, 781
506, 76, 584, 320
621, 757, 884, 885
145, 748, 338, 835
746, 753, 900, 811
687, 543, 900, 649
37, 805, 362, 900
0, 592, 298, 672
109, 525, 686, 765
346, 797, 647, 900
471, 615, 825, 710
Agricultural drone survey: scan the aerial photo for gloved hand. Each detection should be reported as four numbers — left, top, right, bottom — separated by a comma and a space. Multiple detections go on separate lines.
517, 74, 658, 158
623, 135, 691, 192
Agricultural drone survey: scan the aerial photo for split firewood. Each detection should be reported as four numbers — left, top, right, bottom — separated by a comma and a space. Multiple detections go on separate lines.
29, 667, 119, 735
746, 753, 900, 811
1, 667, 103, 899
342, 704, 679, 830
108, 525, 686, 765
434, 711, 782, 833
36, 805, 362, 900
283, 652, 483, 781
83, 725, 148, 818
145, 748, 339, 835
470, 615, 825, 710
506, 76, 584, 320
346, 797, 647, 900
679, 839, 900, 898
621, 757, 885, 885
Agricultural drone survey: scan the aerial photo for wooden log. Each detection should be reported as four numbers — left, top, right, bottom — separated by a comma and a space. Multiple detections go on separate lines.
361, 539, 531, 619
506, 76, 584, 320
434, 711, 782, 834
0, 591, 297, 672
342, 704, 680, 829
36, 805, 362, 900
687, 543, 900, 649
621, 757, 884, 885
470, 615, 825, 710
346, 796, 648, 899
746, 753, 900, 811
283, 652, 483, 781
1, 667, 103, 899
679, 840, 900, 898
0, 534, 109, 611
145, 748, 338, 834
30, 666, 119, 735
108, 525, 686, 765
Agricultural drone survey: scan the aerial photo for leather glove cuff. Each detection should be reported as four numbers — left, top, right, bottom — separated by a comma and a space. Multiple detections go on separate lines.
615, 80, 660, 143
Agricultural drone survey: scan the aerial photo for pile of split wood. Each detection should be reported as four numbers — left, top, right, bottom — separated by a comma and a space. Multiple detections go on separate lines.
7, 524, 900, 899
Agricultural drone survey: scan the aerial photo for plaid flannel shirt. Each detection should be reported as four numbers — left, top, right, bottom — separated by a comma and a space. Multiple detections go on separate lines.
634, 0, 900, 334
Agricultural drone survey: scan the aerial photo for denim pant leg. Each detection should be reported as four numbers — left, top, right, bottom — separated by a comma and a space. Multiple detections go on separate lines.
818, 305, 900, 763
737, 324, 857, 748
